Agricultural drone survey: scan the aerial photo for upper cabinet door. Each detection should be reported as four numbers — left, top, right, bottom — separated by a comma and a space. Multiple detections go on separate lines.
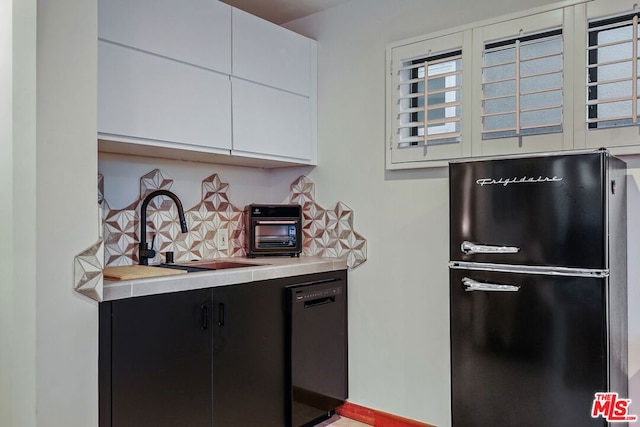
98, 0, 231, 74
232, 7, 314, 96
98, 41, 232, 151
232, 78, 314, 163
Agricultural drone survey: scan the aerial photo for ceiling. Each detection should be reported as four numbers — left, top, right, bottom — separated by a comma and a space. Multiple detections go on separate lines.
220, 0, 352, 25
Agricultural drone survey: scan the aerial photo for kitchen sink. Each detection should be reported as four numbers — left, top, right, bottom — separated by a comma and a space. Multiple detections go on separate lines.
187, 260, 264, 270
156, 260, 265, 273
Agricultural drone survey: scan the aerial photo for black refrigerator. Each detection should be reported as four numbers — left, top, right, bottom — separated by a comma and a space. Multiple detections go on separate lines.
449, 150, 628, 427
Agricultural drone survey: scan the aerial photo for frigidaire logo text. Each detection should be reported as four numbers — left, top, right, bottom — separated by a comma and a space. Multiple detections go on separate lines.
476, 176, 563, 187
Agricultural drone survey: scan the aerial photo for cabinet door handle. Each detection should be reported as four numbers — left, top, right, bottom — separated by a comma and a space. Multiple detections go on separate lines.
201, 304, 208, 330
218, 303, 225, 327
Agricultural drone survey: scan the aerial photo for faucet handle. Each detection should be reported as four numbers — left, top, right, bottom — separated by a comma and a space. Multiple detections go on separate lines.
139, 234, 157, 265
147, 234, 157, 259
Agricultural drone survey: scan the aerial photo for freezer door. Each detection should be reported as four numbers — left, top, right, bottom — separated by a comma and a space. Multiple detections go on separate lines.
449, 152, 607, 269
450, 268, 607, 427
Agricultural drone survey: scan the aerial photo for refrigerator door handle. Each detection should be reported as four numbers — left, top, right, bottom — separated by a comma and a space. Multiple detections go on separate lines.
461, 240, 520, 255
462, 277, 521, 292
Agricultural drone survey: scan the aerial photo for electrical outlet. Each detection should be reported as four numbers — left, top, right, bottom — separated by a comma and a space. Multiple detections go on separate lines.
217, 229, 229, 250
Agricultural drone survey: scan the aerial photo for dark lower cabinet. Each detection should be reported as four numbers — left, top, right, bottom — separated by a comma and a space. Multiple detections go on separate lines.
211, 280, 286, 426
99, 270, 347, 427
100, 288, 213, 427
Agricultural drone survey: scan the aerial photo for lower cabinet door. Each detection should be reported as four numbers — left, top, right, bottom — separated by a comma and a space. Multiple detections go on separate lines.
212, 281, 287, 426
100, 272, 346, 427
109, 289, 213, 427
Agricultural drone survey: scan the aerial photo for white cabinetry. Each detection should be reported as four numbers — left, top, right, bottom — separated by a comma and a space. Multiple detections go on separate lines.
98, 41, 232, 152
98, 0, 231, 73
232, 79, 313, 162
231, 8, 317, 164
232, 8, 312, 96
97, 0, 317, 167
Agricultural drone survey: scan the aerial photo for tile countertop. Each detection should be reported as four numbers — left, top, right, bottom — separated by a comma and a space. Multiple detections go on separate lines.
103, 256, 348, 302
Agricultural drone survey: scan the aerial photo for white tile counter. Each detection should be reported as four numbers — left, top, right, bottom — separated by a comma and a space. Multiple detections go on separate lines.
103, 256, 347, 301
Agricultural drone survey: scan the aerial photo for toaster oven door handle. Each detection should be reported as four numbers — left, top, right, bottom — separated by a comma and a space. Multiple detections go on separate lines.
256, 220, 298, 225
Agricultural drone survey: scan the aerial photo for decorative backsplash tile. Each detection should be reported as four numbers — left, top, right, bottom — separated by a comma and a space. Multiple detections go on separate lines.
288, 176, 366, 268
73, 239, 104, 301
100, 170, 366, 268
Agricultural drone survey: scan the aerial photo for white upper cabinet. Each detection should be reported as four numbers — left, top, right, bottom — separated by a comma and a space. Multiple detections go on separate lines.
232, 78, 314, 163
98, 0, 231, 73
231, 8, 317, 164
98, 0, 317, 167
98, 41, 232, 151
232, 7, 313, 96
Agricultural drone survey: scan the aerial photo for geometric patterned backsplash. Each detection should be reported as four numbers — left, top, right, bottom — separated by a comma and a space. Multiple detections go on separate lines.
99, 169, 367, 269
289, 175, 367, 268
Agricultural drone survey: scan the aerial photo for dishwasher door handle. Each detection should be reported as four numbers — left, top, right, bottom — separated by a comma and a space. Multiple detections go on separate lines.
304, 296, 336, 308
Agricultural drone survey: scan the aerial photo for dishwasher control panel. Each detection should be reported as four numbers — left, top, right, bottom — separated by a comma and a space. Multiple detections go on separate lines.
295, 286, 342, 301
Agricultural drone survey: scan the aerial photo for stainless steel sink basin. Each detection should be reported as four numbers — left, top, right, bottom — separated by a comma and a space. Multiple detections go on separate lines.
156, 260, 265, 273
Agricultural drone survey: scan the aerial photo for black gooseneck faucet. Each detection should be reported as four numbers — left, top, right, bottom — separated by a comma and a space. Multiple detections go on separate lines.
138, 189, 188, 265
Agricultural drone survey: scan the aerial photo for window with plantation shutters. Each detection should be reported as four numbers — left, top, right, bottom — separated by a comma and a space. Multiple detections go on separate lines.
386, 1, 640, 169
398, 51, 462, 148
387, 30, 471, 168
470, 8, 570, 157
587, 13, 639, 129
481, 29, 564, 139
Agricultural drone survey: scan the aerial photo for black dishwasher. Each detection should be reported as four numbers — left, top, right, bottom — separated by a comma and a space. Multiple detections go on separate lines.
286, 277, 348, 427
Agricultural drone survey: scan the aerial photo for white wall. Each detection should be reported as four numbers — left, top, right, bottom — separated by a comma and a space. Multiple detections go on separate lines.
285, 0, 640, 425
1, 1, 99, 426
1, 0, 17, 423
2, 0, 37, 425
0, 0, 13, 425
34, 0, 100, 424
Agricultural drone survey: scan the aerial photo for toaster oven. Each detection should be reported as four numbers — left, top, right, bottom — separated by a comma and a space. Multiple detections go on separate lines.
245, 204, 302, 257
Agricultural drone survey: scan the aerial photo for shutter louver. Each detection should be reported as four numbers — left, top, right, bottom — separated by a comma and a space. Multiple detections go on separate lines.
587, 13, 640, 129
481, 30, 564, 139
397, 51, 462, 148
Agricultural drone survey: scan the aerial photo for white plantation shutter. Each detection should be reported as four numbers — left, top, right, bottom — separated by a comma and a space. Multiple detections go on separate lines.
397, 51, 462, 147
470, 8, 571, 156
587, 13, 640, 129
387, 3, 640, 166
388, 30, 471, 168
481, 30, 564, 139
